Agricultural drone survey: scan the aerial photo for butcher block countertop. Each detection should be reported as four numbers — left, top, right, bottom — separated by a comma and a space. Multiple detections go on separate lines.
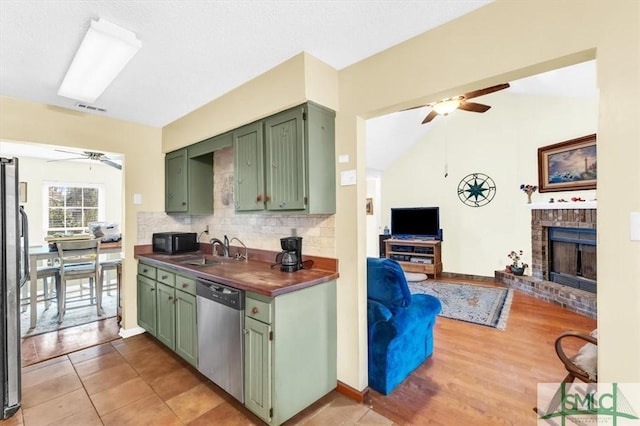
134, 244, 339, 297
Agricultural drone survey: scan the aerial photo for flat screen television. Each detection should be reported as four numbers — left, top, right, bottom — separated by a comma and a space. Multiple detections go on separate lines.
390, 207, 441, 240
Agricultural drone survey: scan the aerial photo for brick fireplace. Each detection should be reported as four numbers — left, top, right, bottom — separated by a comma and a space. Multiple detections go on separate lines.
496, 203, 597, 318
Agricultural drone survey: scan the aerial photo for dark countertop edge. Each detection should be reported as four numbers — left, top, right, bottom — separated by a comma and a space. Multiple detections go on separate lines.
134, 243, 338, 273
134, 245, 339, 297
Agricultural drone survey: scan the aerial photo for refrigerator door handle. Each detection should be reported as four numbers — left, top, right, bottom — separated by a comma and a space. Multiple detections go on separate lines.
19, 205, 29, 286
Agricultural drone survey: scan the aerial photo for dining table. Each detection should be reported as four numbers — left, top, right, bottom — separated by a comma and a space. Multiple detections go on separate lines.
26, 241, 123, 329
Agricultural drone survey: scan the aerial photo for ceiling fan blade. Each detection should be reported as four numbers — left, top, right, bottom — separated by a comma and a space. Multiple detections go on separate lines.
458, 101, 491, 113
463, 83, 510, 100
54, 149, 84, 156
46, 157, 87, 162
421, 110, 439, 124
100, 159, 122, 170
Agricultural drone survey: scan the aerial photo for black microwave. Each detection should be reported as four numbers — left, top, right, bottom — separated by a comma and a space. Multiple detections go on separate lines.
152, 232, 199, 254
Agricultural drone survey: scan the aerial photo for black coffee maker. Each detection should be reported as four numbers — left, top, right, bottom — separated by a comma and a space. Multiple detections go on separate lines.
277, 236, 303, 272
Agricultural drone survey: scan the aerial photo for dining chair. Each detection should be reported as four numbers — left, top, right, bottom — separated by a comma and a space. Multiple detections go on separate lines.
55, 239, 101, 323
20, 263, 60, 315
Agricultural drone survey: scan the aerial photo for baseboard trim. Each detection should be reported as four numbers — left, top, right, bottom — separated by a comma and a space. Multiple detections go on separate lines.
336, 381, 369, 403
118, 326, 146, 339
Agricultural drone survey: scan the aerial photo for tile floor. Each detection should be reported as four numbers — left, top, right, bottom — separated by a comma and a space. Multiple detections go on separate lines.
5, 332, 394, 426
21, 318, 121, 367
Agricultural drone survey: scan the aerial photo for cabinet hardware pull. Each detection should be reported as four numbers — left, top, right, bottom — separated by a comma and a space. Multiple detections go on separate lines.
168, 296, 173, 300
150, 288, 155, 292
256, 194, 263, 202
182, 283, 188, 288
181, 202, 186, 206
251, 307, 259, 314
161, 275, 168, 280
143, 269, 148, 273
265, 195, 271, 202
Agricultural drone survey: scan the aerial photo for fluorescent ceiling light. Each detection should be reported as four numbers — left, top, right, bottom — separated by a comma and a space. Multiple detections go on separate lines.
58, 18, 141, 103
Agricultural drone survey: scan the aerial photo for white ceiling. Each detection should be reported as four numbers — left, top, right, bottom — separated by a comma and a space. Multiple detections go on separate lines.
366, 60, 597, 171
0, 0, 492, 128
0, 1, 596, 171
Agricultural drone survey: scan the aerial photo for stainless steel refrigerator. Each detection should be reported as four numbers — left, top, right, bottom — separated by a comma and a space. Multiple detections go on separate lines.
1, 157, 28, 419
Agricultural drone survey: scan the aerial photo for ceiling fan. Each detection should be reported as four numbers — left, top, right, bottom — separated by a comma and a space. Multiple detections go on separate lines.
48, 149, 122, 170
414, 83, 510, 124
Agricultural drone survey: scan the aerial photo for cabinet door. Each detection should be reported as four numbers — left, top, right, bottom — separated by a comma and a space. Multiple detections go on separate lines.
175, 290, 198, 367
244, 317, 272, 423
234, 122, 265, 211
137, 275, 157, 336
166, 149, 188, 213
156, 282, 176, 350
264, 107, 305, 210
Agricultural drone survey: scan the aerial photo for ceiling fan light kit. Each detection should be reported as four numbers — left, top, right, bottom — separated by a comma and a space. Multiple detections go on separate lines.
57, 18, 141, 103
432, 97, 462, 115
421, 83, 511, 124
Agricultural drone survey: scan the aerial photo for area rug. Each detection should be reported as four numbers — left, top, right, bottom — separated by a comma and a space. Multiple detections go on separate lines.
408, 281, 513, 330
20, 292, 117, 337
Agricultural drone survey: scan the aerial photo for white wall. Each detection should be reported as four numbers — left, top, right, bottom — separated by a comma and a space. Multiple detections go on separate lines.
365, 174, 382, 257
379, 92, 597, 277
17, 156, 123, 246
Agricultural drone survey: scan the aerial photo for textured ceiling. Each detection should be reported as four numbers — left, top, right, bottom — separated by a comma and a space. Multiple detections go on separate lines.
0, 2, 596, 172
0, 0, 492, 128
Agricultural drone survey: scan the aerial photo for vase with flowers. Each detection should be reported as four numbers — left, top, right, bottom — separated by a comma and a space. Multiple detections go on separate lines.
508, 249, 528, 276
520, 184, 538, 204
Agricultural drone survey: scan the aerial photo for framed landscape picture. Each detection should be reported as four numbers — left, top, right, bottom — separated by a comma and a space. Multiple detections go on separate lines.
537, 134, 597, 192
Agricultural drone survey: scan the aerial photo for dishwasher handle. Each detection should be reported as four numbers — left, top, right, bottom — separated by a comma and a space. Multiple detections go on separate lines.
196, 279, 244, 310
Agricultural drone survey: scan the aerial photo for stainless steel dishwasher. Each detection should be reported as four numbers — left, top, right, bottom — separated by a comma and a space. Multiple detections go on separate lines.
196, 278, 245, 403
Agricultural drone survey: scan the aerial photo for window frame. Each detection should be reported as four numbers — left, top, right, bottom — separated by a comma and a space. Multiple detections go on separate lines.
42, 181, 106, 235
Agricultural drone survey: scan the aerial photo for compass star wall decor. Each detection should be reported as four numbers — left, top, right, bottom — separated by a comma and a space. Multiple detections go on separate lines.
457, 173, 496, 207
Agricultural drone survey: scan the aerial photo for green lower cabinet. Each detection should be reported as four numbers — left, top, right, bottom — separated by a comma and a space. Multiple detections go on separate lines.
244, 317, 272, 422
175, 290, 198, 367
156, 282, 176, 349
137, 275, 157, 336
243, 280, 337, 425
137, 263, 198, 368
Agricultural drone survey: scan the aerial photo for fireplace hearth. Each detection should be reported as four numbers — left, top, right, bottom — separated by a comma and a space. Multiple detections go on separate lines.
496, 204, 597, 318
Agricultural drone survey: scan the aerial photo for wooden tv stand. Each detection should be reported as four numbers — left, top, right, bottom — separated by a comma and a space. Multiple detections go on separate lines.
385, 239, 442, 278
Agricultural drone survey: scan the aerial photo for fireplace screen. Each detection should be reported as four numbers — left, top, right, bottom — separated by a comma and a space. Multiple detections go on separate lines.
549, 227, 597, 293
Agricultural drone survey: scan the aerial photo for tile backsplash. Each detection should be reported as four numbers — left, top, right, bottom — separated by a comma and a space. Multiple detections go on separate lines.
137, 146, 336, 257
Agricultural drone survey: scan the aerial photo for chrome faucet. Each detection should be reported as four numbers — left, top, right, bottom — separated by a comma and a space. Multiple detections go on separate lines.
229, 237, 248, 261
209, 237, 229, 258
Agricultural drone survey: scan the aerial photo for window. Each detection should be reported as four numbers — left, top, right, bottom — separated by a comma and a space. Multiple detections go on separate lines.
43, 182, 105, 235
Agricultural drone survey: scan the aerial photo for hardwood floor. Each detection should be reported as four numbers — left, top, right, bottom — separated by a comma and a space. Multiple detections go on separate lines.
9, 278, 596, 425
366, 278, 596, 425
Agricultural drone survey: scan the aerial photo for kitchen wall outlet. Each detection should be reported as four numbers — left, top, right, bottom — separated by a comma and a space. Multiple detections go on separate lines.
338, 154, 349, 163
133, 193, 142, 205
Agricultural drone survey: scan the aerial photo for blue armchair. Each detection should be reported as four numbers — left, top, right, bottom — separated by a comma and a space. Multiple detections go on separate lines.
367, 257, 442, 395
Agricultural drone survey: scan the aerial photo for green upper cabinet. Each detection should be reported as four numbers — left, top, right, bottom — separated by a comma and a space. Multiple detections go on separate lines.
233, 102, 336, 214
165, 149, 188, 213
165, 132, 232, 215
234, 122, 265, 211
264, 107, 305, 211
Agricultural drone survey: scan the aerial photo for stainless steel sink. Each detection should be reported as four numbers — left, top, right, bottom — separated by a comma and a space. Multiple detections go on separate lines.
180, 257, 221, 267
